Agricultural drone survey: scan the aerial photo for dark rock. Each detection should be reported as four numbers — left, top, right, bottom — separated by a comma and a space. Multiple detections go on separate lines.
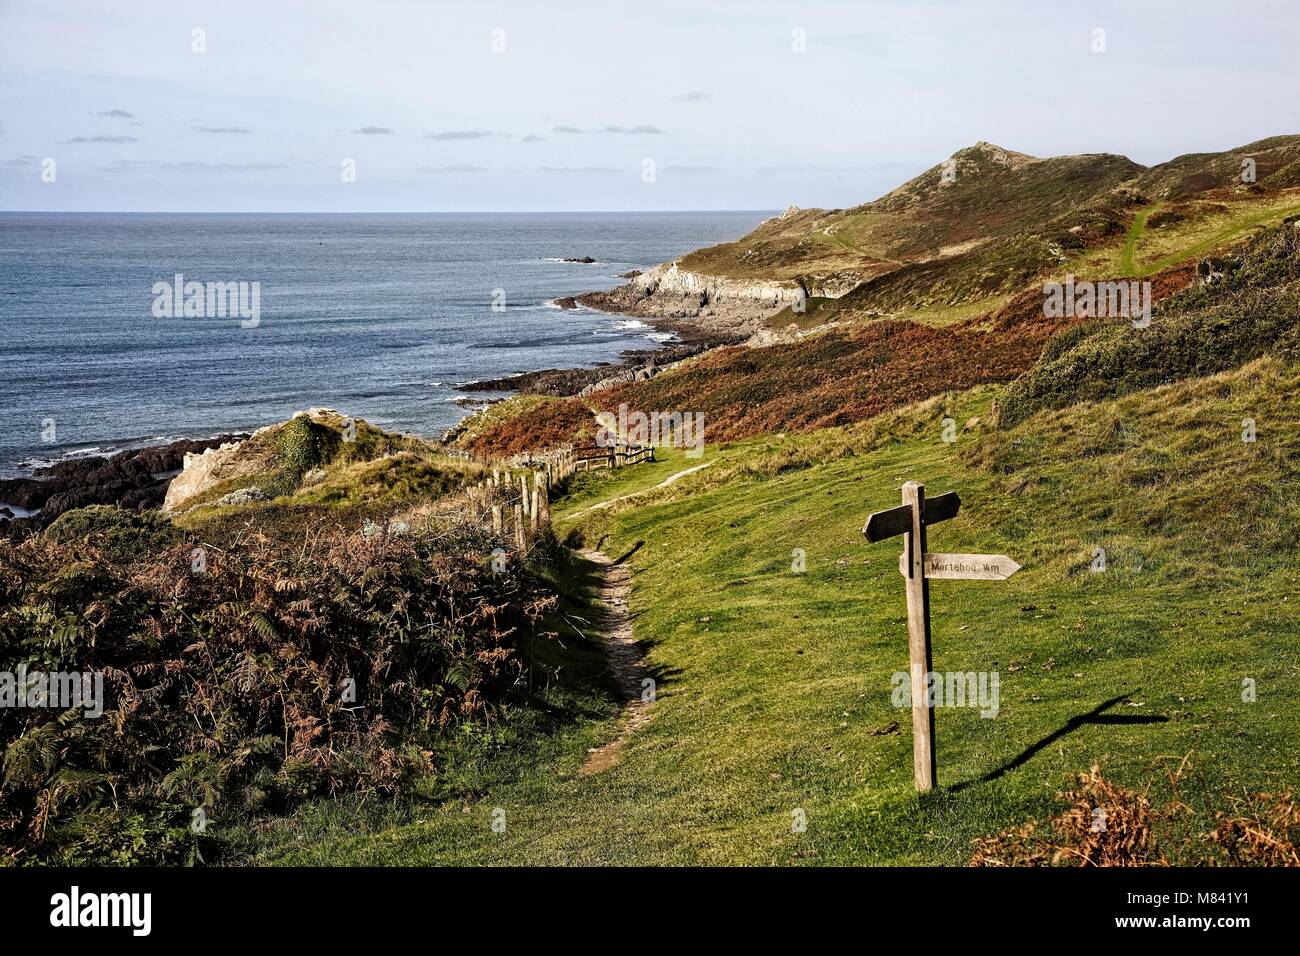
1197, 255, 1241, 285
562, 256, 596, 264
555, 296, 578, 310
619, 270, 642, 279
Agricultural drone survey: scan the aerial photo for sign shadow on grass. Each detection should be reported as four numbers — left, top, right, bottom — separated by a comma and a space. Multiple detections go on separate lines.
949, 692, 1168, 793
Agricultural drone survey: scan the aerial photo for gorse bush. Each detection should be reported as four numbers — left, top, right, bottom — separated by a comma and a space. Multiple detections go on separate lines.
0, 517, 556, 864
277, 413, 328, 478
43, 505, 178, 563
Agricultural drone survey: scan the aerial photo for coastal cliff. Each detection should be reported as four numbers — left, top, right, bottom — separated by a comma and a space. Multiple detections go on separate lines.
577, 259, 854, 336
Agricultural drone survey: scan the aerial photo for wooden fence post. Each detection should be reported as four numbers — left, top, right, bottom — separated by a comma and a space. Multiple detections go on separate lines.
491, 504, 502, 534
513, 503, 525, 550
531, 473, 541, 533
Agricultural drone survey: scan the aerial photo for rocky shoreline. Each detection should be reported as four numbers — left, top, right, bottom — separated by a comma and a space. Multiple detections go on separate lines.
1, 257, 793, 538
0, 435, 246, 539
458, 319, 742, 398
460, 269, 762, 400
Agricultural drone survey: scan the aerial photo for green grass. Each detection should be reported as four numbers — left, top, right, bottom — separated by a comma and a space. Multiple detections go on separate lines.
763, 296, 837, 332
1111, 195, 1300, 278
255, 357, 1300, 866
1117, 205, 1156, 276
551, 445, 749, 522
889, 293, 1016, 328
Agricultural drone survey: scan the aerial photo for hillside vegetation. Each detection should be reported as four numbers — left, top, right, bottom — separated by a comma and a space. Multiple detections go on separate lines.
0, 416, 584, 864
264, 349, 1300, 865
7, 135, 1298, 868
666, 138, 1298, 317
1000, 220, 1300, 425
254, 178, 1300, 864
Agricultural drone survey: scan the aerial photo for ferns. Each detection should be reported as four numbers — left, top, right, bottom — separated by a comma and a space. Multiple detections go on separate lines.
3, 721, 60, 788
249, 612, 279, 641
0, 512, 556, 863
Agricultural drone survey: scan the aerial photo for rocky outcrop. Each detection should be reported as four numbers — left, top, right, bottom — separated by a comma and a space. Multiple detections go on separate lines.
161, 440, 251, 513
577, 362, 662, 397
161, 408, 358, 514
455, 336, 729, 399
578, 261, 803, 331
577, 261, 858, 338
215, 486, 267, 507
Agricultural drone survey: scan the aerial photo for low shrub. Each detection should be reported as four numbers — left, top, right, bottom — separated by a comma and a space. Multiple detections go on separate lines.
970, 766, 1163, 866
0, 516, 555, 864
43, 505, 178, 563
970, 765, 1300, 866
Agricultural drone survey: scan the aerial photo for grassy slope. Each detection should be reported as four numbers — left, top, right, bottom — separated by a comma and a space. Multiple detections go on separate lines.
263, 358, 1300, 866
1107, 195, 1300, 279
678, 147, 1141, 283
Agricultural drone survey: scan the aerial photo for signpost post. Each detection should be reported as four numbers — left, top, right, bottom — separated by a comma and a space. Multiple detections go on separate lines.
863, 481, 1020, 792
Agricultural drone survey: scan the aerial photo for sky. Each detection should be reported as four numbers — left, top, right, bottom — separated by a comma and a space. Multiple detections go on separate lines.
1, 0, 1297, 212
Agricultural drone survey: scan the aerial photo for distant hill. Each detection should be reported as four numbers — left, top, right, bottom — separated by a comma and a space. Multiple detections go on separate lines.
471, 136, 1300, 457
581, 136, 1300, 331
682, 142, 1140, 281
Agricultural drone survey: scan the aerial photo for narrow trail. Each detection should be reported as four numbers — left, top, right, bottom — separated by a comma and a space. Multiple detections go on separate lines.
576, 547, 653, 774
566, 462, 711, 520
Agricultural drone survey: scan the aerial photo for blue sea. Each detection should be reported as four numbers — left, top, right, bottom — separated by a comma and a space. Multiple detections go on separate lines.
0, 211, 768, 477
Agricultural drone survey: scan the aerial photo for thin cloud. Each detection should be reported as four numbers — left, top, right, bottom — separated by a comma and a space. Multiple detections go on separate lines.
354, 126, 395, 135
61, 135, 141, 144
157, 161, 288, 172
672, 92, 710, 102
419, 164, 488, 173
663, 164, 718, 174
425, 130, 496, 140
538, 165, 619, 174
601, 124, 665, 135
95, 159, 156, 172
521, 134, 546, 143
94, 109, 136, 118
757, 162, 918, 178
552, 124, 665, 135
193, 125, 254, 134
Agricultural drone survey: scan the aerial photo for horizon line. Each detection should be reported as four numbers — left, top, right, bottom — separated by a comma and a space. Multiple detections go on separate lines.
0, 208, 782, 216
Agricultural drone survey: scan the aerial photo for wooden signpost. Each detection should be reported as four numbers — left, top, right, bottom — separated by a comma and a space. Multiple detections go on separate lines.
863, 481, 1020, 792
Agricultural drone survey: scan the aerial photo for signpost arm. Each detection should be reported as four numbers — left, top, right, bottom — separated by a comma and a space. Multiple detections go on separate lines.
902, 481, 937, 792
